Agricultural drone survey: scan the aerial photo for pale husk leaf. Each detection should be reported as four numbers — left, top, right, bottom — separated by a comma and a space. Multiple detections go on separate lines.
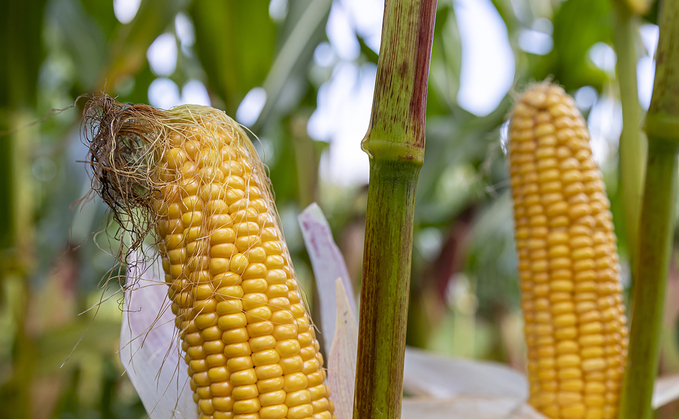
120, 251, 196, 419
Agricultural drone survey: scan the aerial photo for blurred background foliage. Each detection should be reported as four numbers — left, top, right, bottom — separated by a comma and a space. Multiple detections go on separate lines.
0, 0, 675, 418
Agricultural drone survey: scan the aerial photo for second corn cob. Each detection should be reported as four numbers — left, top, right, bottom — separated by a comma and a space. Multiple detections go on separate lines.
85, 97, 335, 419
508, 83, 628, 419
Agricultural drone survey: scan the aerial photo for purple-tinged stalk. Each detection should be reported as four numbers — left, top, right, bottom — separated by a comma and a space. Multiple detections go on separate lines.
353, 0, 437, 417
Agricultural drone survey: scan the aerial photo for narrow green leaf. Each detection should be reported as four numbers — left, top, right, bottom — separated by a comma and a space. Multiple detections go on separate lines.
190, 0, 276, 114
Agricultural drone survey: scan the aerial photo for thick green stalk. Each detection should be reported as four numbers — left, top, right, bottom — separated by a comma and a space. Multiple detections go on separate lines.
353, 0, 437, 418
620, 1, 679, 417
613, 1, 645, 272
620, 141, 677, 419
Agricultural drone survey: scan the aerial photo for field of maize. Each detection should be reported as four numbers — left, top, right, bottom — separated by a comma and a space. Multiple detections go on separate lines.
1, 0, 678, 418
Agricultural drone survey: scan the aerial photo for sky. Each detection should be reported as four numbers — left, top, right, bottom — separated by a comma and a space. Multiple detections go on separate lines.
113, 0, 660, 186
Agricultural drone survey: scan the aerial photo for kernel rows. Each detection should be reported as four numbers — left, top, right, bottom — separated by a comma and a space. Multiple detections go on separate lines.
509, 84, 628, 419
154, 122, 335, 419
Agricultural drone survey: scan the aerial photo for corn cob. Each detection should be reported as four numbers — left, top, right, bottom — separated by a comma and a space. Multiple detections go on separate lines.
85, 98, 335, 419
507, 83, 628, 419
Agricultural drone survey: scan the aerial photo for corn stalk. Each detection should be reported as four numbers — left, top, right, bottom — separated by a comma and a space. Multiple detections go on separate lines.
620, 0, 679, 417
353, 0, 437, 418
612, 0, 645, 272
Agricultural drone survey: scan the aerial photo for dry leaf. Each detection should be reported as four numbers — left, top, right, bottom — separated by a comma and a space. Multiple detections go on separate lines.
402, 397, 546, 419
120, 251, 196, 419
327, 279, 359, 419
404, 347, 528, 400
298, 203, 358, 350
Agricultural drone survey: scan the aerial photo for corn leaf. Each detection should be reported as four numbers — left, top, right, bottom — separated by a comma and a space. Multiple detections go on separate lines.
103, 0, 185, 89
252, 0, 332, 132
401, 397, 545, 419
327, 279, 358, 419
190, 0, 276, 114
298, 202, 357, 350
120, 251, 195, 419
652, 373, 679, 409
403, 346, 528, 399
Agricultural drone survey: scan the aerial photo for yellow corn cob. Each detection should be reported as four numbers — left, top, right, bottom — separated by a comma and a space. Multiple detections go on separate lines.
507, 83, 628, 419
86, 99, 335, 419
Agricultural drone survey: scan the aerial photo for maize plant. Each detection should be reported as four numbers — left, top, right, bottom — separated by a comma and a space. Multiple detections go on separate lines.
507, 83, 629, 419
84, 97, 335, 419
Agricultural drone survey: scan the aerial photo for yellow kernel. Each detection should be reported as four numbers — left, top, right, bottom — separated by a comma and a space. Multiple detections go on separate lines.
260, 405, 288, 419
253, 349, 281, 366
259, 390, 286, 406
247, 321, 274, 337
204, 340, 225, 355
224, 342, 251, 357
182, 211, 203, 227
245, 306, 273, 323
243, 263, 267, 280
273, 324, 298, 340
561, 403, 585, 418
195, 313, 218, 329
233, 398, 261, 414
556, 354, 581, 368
197, 322, 220, 340
222, 327, 249, 344
216, 299, 243, 314
561, 379, 583, 392
276, 339, 301, 357
280, 356, 304, 374
216, 286, 244, 300
211, 228, 236, 245
208, 366, 229, 382
230, 368, 258, 386
230, 253, 249, 274
211, 243, 236, 258
255, 364, 283, 382
250, 336, 277, 352
286, 404, 314, 419
582, 358, 606, 371
232, 384, 259, 401
206, 353, 226, 367
198, 399, 215, 415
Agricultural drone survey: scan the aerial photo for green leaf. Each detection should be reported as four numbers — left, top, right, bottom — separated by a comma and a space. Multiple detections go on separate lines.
47, 0, 108, 90
103, 0, 185, 90
430, 3, 462, 111
0, 0, 47, 108
190, 0, 277, 115
534, 0, 613, 91
252, 0, 332, 132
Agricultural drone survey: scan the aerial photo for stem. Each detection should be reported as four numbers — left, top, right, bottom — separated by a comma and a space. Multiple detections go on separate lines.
353, 0, 437, 418
613, 2, 645, 273
620, 141, 678, 419
620, 1, 679, 417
